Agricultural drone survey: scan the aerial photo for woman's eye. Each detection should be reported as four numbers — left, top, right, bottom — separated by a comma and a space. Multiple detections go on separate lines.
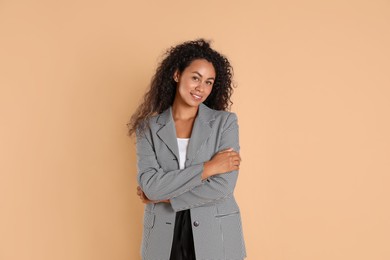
192, 76, 199, 81
207, 81, 213, 85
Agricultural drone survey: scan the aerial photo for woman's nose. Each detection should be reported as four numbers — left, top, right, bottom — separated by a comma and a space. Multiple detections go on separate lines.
195, 85, 203, 93
195, 81, 206, 91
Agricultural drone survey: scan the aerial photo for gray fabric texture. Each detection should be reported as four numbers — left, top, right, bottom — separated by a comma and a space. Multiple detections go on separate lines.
136, 102, 246, 260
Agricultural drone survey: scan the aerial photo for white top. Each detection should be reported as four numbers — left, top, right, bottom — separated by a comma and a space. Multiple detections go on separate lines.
177, 138, 190, 170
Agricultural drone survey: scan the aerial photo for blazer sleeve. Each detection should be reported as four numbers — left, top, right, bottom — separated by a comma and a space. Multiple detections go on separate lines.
136, 124, 207, 201
169, 112, 240, 212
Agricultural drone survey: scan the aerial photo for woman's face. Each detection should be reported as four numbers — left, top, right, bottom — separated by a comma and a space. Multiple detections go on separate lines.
173, 59, 216, 108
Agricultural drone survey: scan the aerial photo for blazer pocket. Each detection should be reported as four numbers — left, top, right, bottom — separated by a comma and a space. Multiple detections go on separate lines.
143, 211, 155, 228
214, 197, 240, 217
215, 211, 239, 218
214, 199, 246, 259
216, 211, 246, 259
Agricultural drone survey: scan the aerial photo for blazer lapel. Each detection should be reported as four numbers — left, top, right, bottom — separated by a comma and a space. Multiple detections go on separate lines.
185, 103, 215, 166
156, 107, 180, 161
156, 102, 216, 166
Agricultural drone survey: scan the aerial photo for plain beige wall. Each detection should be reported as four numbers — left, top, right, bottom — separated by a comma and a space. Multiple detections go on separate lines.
1, 0, 389, 259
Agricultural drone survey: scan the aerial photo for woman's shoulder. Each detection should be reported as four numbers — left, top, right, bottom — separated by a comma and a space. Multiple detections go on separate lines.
203, 103, 238, 122
201, 104, 239, 132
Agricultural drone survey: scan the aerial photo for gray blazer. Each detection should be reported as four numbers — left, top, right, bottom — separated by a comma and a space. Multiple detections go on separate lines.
136, 102, 246, 260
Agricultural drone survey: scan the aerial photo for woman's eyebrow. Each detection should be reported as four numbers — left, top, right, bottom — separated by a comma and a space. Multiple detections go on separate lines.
192, 71, 215, 80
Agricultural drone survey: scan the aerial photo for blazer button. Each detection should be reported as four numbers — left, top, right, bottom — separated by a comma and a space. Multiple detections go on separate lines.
193, 221, 200, 227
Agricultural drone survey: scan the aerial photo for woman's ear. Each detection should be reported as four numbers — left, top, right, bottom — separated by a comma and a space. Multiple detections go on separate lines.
173, 70, 180, 82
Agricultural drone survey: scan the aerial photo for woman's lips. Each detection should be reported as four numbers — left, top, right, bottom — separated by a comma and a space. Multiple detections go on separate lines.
191, 93, 202, 100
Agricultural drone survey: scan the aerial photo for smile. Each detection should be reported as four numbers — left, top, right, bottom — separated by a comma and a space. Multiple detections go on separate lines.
191, 93, 202, 100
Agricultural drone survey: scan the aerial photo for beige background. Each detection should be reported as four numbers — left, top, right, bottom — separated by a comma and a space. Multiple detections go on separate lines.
1, 0, 389, 259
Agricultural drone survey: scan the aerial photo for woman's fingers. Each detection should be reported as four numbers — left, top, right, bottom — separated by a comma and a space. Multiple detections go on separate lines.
230, 157, 240, 166
233, 154, 241, 162
137, 186, 146, 202
140, 192, 147, 203
230, 152, 241, 161
136, 186, 153, 204
136, 186, 142, 196
229, 153, 241, 168
227, 151, 240, 160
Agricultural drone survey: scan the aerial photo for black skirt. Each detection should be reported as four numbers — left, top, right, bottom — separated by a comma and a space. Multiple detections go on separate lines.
169, 209, 196, 260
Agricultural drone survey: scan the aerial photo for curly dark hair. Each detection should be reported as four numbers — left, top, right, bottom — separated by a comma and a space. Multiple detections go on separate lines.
127, 38, 236, 138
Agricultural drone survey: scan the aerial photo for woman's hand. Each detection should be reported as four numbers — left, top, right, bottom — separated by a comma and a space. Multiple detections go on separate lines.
136, 186, 170, 204
202, 147, 241, 180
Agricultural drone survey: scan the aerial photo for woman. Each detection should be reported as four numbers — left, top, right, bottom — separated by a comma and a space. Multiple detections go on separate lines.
127, 39, 246, 260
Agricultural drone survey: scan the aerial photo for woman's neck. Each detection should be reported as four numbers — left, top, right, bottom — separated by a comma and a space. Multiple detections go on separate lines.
171, 101, 198, 121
